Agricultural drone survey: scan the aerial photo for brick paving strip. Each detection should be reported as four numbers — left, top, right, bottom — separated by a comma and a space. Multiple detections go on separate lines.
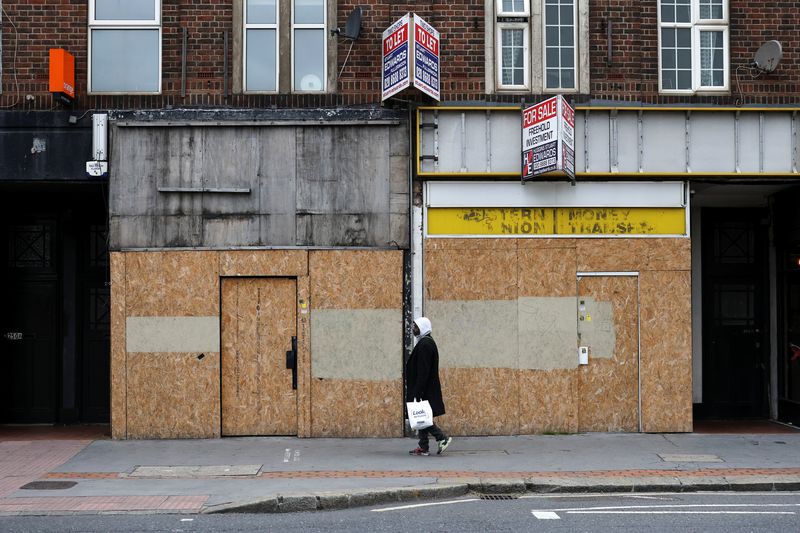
0, 440, 208, 514
42, 467, 800, 480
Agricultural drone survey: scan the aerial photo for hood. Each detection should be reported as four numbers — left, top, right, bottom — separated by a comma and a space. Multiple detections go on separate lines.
414, 317, 432, 337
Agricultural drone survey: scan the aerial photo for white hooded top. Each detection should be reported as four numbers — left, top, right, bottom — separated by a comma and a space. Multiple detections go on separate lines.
414, 316, 432, 338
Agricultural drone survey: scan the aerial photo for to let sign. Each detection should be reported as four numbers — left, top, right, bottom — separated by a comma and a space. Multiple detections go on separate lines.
382, 13, 440, 102
522, 95, 575, 181
382, 14, 411, 100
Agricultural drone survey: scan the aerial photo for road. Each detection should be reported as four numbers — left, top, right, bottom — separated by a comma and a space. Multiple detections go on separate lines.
2, 492, 799, 532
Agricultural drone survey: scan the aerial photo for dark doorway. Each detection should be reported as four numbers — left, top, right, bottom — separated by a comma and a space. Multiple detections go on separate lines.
701, 208, 770, 419
0, 185, 109, 424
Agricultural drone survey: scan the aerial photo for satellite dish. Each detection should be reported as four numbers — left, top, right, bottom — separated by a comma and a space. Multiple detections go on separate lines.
343, 7, 362, 39
300, 74, 322, 91
753, 40, 782, 73
331, 7, 362, 39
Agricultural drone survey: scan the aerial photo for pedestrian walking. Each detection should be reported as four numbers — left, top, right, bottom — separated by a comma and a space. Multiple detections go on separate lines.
406, 317, 453, 456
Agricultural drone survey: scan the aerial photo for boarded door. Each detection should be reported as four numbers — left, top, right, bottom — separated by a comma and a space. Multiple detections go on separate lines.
577, 275, 639, 432
221, 278, 297, 436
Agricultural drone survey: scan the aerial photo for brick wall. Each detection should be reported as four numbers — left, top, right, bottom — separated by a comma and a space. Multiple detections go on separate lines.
1, 1, 797, 110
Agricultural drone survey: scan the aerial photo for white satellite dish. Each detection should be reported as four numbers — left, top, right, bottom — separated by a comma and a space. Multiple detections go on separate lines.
300, 74, 322, 91
753, 40, 782, 73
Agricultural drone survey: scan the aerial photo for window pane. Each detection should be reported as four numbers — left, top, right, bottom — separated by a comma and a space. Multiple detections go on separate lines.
561, 68, 574, 88
713, 70, 723, 86
546, 26, 559, 45
661, 28, 675, 48
546, 47, 559, 67
295, 0, 324, 24
91, 29, 159, 92
502, 0, 525, 13
676, 5, 690, 22
713, 49, 723, 68
677, 69, 691, 89
700, 0, 724, 20
546, 69, 559, 88
700, 30, 724, 87
662, 71, 677, 90
95, 0, 155, 21
560, 27, 574, 46
295, 29, 324, 90
546, 5, 558, 22
677, 49, 691, 68
661, 5, 675, 23
500, 28, 525, 86
560, 5, 574, 25
676, 28, 690, 47
662, 49, 676, 68
560, 47, 574, 67
246, 29, 276, 91
247, 0, 276, 24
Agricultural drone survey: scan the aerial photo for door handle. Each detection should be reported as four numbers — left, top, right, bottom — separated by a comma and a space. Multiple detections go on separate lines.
285, 336, 297, 390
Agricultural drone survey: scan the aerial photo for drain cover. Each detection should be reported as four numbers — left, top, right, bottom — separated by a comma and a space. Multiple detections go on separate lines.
20, 481, 77, 490
480, 494, 519, 500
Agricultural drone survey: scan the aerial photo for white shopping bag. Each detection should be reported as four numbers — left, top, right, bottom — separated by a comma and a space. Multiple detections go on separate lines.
406, 398, 433, 430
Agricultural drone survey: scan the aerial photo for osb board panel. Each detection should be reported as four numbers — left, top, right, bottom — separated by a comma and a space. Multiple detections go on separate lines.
577, 276, 639, 432
576, 238, 691, 273
310, 250, 402, 309
424, 238, 518, 251
518, 370, 579, 434
516, 238, 579, 249
639, 271, 693, 432
518, 247, 577, 297
126, 352, 220, 439
310, 379, 403, 437
438, 368, 520, 435
221, 278, 297, 436
297, 276, 311, 437
219, 250, 308, 277
126, 251, 219, 316
425, 249, 518, 301
110, 252, 126, 439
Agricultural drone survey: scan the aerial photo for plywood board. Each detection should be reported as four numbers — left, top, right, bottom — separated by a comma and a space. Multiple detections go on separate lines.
219, 250, 308, 277
126, 352, 220, 439
425, 249, 518, 301
518, 369, 579, 434
310, 379, 403, 437
309, 250, 402, 309
438, 367, 520, 435
110, 252, 127, 439
577, 276, 639, 432
221, 277, 297, 436
639, 270, 693, 432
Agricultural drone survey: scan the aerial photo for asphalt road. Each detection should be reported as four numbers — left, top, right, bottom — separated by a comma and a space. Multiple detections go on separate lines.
2, 492, 800, 532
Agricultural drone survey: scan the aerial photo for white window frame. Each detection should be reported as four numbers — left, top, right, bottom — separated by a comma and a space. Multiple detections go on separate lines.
88, 0, 162, 94
542, 0, 578, 92
497, 0, 530, 17
291, 0, 327, 93
658, 0, 729, 94
496, 23, 530, 91
243, 0, 280, 93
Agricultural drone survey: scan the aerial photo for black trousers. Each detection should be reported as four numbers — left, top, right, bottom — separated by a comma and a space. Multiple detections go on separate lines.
418, 423, 447, 450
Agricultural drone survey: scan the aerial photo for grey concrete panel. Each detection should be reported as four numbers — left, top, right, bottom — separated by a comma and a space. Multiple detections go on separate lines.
389, 213, 410, 248
110, 216, 165, 249
389, 121, 410, 156
518, 297, 579, 370
164, 215, 204, 248
310, 309, 402, 381
257, 127, 297, 216
426, 300, 518, 369
577, 297, 615, 359
202, 216, 262, 247
110, 131, 160, 217
261, 214, 296, 246
389, 155, 408, 194
389, 193, 407, 215
200, 128, 260, 215
126, 317, 220, 353
296, 213, 390, 247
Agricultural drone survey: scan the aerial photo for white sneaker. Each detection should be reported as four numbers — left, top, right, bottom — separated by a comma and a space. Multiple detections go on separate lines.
437, 436, 453, 455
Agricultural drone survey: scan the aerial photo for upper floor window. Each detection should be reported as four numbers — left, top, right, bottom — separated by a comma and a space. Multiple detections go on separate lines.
88, 0, 161, 94
243, 0, 328, 93
659, 0, 728, 93
490, 0, 587, 94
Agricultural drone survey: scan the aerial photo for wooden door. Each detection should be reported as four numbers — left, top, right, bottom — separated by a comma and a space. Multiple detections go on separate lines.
221, 278, 297, 436
577, 275, 639, 432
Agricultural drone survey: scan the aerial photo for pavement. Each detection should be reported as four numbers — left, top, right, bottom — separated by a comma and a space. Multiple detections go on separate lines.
1, 422, 800, 516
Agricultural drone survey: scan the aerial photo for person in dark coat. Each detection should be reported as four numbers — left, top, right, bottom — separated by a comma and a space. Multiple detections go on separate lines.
406, 317, 453, 456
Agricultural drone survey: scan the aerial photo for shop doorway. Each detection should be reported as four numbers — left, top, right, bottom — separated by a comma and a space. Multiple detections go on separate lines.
577, 274, 640, 432
220, 277, 298, 436
701, 208, 770, 418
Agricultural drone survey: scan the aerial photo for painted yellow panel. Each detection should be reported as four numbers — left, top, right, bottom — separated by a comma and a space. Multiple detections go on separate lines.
427, 207, 686, 236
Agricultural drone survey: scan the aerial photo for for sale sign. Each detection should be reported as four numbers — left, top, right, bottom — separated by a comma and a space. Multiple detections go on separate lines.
382, 13, 441, 102
382, 14, 411, 100
522, 95, 576, 181
412, 15, 440, 100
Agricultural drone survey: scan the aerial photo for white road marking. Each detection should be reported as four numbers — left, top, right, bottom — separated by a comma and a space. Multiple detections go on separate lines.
283, 448, 292, 463
531, 511, 561, 519
180, 518, 194, 522
293, 449, 301, 462
548, 503, 800, 512
568, 511, 795, 515
520, 493, 669, 500
372, 498, 481, 512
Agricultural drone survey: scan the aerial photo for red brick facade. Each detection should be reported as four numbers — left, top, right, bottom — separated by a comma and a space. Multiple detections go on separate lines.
1, 1, 797, 110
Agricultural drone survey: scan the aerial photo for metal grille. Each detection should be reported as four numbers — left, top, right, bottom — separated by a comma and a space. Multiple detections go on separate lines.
89, 224, 109, 268
479, 494, 520, 500
714, 223, 755, 264
89, 287, 110, 331
8, 224, 51, 268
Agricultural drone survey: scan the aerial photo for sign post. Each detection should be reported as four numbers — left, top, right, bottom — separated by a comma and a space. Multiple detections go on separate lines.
382, 13, 440, 102
522, 95, 575, 181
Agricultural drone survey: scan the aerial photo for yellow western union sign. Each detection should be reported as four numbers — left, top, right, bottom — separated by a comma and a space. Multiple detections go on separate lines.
427, 207, 686, 236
